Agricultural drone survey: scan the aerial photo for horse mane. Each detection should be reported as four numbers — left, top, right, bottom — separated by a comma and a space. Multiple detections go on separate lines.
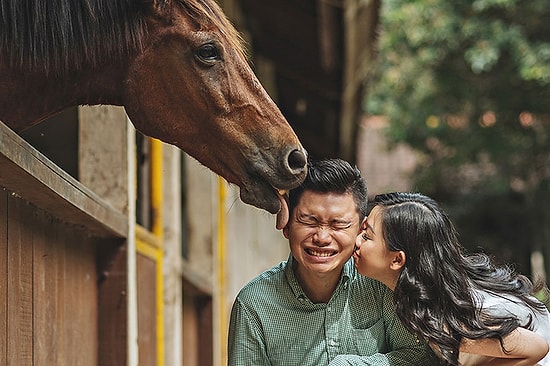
0, 0, 247, 76
0, 0, 146, 75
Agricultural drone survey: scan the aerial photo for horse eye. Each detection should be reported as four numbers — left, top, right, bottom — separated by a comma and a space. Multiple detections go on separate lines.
196, 43, 221, 63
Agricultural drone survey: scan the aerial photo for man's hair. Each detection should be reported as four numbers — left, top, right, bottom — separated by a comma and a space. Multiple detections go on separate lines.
288, 158, 368, 221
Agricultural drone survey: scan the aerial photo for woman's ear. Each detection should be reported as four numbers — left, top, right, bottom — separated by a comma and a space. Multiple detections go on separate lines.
390, 251, 406, 271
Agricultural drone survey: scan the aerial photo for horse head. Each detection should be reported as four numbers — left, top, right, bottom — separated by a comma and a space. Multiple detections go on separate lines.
124, 0, 307, 220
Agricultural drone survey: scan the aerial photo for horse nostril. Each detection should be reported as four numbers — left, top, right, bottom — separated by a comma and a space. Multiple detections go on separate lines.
287, 149, 307, 172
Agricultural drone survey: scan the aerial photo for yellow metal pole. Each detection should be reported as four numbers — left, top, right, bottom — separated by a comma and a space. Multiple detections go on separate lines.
149, 137, 164, 366
150, 138, 163, 239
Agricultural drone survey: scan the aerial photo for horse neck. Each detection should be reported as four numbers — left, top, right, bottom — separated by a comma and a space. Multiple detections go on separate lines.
0, 64, 126, 131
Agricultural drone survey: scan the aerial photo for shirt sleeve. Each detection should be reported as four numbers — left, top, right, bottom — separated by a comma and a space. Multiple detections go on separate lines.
228, 297, 272, 366
328, 284, 439, 366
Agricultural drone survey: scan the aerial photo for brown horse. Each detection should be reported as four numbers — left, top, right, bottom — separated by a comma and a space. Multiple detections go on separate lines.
0, 0, 307, 225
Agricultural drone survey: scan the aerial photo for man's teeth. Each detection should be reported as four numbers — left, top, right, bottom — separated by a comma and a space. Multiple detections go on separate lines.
307, 249, 334, 257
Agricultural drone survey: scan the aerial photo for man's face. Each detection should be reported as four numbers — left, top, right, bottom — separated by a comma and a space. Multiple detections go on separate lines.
283, 190, 360, 276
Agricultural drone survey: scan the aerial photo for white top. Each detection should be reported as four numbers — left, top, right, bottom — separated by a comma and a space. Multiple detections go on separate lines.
473, 288, 550, 365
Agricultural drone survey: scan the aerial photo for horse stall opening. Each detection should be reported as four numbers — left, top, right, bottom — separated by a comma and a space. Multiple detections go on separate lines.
0, 117, 129, 366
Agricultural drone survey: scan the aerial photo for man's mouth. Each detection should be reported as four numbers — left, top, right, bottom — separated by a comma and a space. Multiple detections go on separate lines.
305, 248, 337, 257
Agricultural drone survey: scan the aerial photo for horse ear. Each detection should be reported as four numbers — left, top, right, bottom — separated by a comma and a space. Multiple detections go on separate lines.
141, 0, 172, 15
153, 0, 171, 10
153, 0, 172, 14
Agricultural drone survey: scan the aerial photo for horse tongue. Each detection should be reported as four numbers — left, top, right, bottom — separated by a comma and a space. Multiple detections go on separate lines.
276, 192, 289, 230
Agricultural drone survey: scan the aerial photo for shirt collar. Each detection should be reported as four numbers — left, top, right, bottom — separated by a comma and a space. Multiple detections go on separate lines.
285, 254, 305, 299
284, 254, 354, 301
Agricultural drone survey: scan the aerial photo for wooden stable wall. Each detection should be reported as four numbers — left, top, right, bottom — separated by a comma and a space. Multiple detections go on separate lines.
0, 119, 129, 366
0, 191, 98, 365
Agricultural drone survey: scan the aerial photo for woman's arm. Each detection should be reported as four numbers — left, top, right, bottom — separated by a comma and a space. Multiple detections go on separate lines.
459, 327, 548, 365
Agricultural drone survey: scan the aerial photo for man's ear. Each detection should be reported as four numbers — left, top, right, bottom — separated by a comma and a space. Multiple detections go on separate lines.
390, 251, 406, 271
358, 217, 367, 234
282, 225, 290, 239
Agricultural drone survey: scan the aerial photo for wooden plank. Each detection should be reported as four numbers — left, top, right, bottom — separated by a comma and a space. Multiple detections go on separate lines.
33, 208, 62, 366
0, 121, 127, 238
32, 208, 99, 366
182, 279, 214, 366
137, 253, 157, 366
62, 227, 98, 366
0, 189, 7, 366
97, 239, 128, 366
7, 196, 33, 365
197, 297, 213, 366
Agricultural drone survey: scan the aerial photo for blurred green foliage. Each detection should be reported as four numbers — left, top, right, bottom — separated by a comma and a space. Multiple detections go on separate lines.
366, 0, 550, 275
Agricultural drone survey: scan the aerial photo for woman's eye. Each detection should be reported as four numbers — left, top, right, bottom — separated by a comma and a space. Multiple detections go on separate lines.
361, 232, 372, 241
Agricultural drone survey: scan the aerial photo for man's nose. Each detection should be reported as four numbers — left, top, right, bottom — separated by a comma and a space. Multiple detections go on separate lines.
313, 226, 332, 245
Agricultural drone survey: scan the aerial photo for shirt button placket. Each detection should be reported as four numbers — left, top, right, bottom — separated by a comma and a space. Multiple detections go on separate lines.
325, 304, 340, 359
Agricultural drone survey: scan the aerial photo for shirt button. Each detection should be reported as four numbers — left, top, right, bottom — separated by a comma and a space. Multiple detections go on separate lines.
329, 339, 337, 346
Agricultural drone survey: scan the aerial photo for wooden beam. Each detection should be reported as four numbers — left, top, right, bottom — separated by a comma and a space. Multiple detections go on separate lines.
0, 121, 127, 238
0, 190, 6, 366
340, 0, 381, 162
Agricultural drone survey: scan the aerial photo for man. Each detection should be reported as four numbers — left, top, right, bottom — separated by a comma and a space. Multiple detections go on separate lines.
228, 158, 437, 365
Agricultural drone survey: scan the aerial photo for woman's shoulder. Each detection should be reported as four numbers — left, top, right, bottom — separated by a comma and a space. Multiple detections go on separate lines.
474, 288, 541, 322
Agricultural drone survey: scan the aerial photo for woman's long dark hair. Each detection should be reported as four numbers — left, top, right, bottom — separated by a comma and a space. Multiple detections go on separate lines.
373, 192, 547, 365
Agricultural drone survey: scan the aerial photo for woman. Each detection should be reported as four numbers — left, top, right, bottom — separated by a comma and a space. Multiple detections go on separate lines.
353, 192, 550, 366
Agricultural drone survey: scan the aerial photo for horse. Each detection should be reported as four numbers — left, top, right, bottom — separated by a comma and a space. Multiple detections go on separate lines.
0, 0, 307, 226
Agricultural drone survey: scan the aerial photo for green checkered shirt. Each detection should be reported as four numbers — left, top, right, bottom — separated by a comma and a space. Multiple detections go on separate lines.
228, 255, 438, 366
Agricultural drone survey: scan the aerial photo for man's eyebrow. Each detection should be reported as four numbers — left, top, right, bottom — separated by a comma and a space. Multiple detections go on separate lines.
297, 213, 316, 220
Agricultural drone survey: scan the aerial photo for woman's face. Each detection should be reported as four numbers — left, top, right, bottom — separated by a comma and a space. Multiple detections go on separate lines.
353, 206, 399, 289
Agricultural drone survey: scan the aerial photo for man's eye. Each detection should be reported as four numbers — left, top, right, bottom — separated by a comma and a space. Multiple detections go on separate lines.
297, 218, 316, 226
361, 232, 372, 240
332, 223, 352, 231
